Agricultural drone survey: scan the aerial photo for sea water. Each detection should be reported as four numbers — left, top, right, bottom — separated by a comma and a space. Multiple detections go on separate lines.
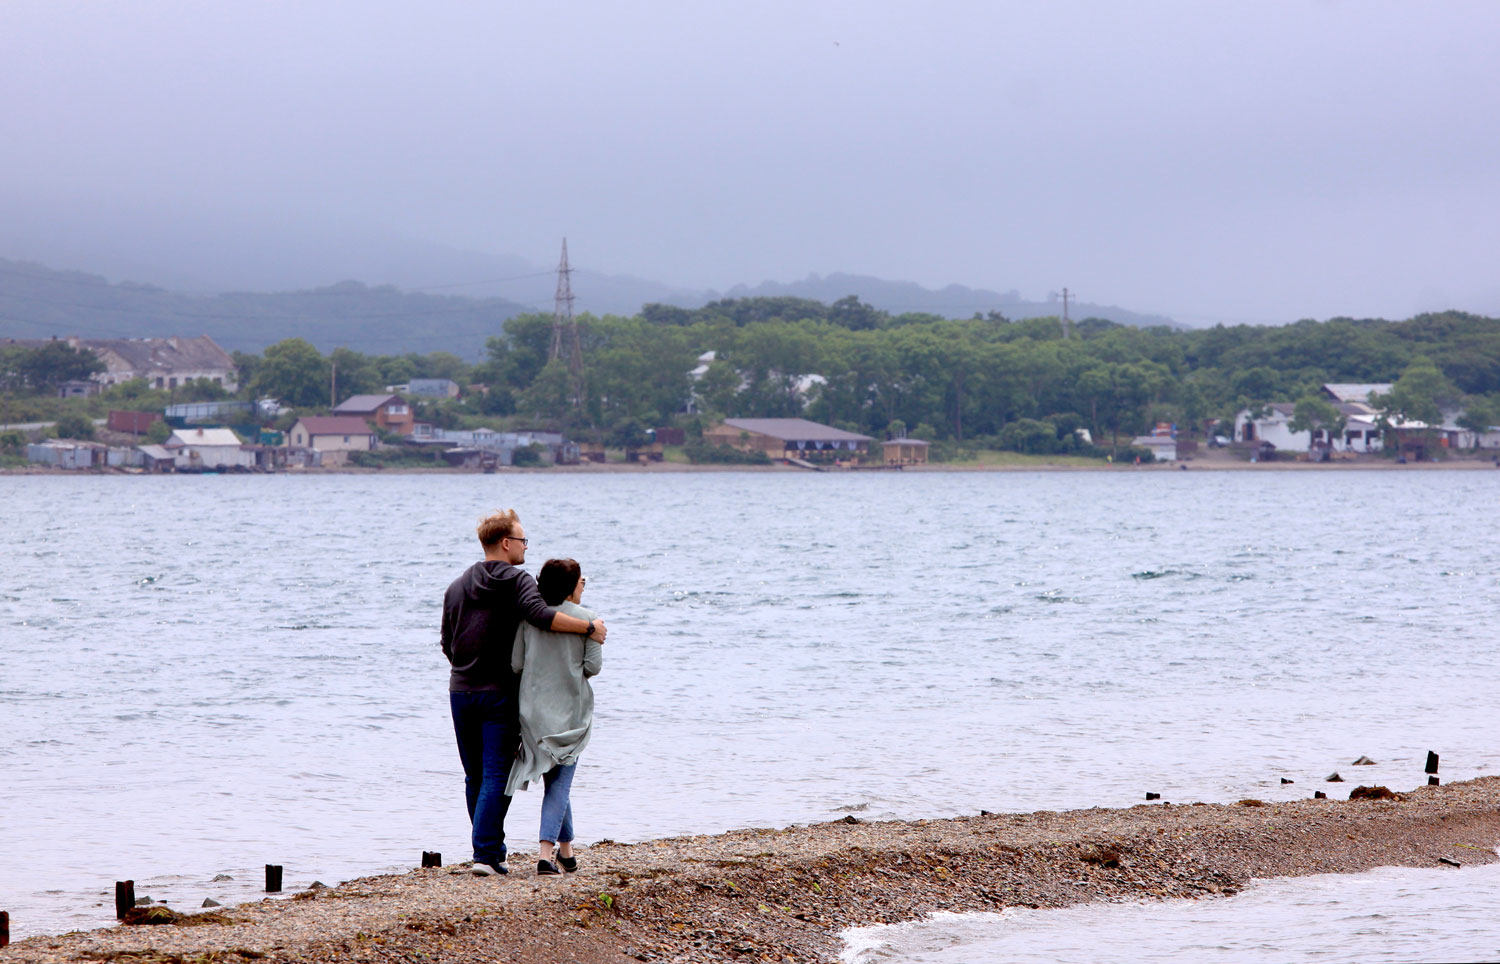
840, 861, 1500, 963
2, 470, 1497, 951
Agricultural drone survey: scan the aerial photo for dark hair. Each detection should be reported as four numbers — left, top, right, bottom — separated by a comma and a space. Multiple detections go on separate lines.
537, 557, 582, 606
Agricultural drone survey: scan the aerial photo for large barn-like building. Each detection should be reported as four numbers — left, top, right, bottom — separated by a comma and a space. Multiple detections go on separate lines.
701, 418, 873, 462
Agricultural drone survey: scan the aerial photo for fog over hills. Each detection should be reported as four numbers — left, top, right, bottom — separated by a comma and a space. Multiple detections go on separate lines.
0, 193, 1175, 337
0, 250, 1179, 357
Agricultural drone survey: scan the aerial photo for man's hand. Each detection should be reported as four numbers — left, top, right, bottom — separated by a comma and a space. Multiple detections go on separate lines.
590, 620, 608, 644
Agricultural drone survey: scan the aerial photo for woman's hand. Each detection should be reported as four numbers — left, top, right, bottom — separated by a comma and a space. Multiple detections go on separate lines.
589, 620, 608, 644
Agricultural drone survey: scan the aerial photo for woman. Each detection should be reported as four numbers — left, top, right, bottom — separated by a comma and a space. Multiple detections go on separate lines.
506, 557, 603, 876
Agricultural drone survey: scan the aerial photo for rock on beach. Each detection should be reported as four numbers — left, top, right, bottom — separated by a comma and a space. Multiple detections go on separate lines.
6, 777, 1500, 964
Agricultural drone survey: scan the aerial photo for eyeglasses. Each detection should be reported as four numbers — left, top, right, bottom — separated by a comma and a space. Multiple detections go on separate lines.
505, 536, 529, 546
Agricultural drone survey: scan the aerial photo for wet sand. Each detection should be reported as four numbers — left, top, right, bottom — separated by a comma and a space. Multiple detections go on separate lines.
6, 777, 1498, 963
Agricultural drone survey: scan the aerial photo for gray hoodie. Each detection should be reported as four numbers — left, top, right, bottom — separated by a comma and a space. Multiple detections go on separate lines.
440, 560, 557, 693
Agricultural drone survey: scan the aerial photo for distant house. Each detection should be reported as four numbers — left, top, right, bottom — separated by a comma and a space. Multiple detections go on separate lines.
333, 394, 414, 435
58, 380, 101, 398
702, 418, 872, 461
165, 427, 252, 470
27, 440, 107, 469
285, 416, 376, 466
881, 438, 930, 465
397, 378, 461, 399
136, 444, 178, 472
407, 427, 580, 466
1131, 435, 1178, 462
1235, 386, 1387, 456
52, 335, 240, 391
1321, 383, 1392, 404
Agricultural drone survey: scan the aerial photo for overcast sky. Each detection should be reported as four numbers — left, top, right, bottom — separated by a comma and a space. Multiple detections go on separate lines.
3, 0, 1498, 323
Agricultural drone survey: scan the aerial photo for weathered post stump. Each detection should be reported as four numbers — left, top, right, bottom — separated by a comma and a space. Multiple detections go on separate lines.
265, 865, 283, 893
421, 851, 442, 868
1425, 751, 1440, 775
115, 881, 135, 920
1, 909, 10, 948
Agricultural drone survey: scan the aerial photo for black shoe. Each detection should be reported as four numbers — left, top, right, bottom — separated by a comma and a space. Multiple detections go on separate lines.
537, 859, 561, 876
557, 854, 578, 873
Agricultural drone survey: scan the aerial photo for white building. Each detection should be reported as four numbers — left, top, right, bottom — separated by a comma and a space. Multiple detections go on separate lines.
165, 427, 253, 469
1131, 435, 1178, 461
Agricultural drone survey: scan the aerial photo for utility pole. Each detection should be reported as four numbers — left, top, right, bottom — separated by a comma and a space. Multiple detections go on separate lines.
330, 357, 337, 408
1061, 287, 1073, 340
550, 239, 584, 410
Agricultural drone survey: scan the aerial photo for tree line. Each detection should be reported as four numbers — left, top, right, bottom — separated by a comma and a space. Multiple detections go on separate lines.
5, 300, 1498, 456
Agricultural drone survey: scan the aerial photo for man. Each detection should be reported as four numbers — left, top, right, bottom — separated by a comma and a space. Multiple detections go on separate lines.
441, 509, 607, 875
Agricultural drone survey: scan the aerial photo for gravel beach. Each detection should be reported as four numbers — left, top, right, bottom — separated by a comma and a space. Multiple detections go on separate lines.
6, 777, 1498, 964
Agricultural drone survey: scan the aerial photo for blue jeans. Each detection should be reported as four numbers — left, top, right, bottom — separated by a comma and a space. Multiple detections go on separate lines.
540, 763, 577, 844
449, 691, 517, 865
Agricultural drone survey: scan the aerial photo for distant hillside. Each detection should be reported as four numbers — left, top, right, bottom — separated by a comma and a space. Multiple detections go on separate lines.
716, 273, 1179, 328
0, 258, 1182, 357
0, 260, 535, 357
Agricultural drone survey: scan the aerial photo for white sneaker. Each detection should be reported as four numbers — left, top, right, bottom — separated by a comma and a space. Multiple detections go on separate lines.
471, 860, 508, 876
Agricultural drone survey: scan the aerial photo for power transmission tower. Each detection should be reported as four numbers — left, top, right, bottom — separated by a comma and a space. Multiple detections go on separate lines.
549, 238, 585, 409
1061, 287, 1073, 339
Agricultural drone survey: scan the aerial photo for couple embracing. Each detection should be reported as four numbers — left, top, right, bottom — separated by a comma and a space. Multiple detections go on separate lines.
439, 509, 607, 876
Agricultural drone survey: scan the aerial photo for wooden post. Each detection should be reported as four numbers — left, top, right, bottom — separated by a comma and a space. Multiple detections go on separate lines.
265, 865, 283, 893
421, 851, 442, 868
115, 881, 135, 920
1425, 751, 1439, 775
1429, 776, 1440, 786
1, 909, 10, 948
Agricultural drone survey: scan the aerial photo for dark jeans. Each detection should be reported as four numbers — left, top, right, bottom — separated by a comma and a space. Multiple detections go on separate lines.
449, 690, 517, 866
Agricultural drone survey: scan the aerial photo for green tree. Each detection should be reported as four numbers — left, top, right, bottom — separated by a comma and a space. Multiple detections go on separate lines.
14, 342, 104, 393
1374, 356, 1456, 427
101, 378, 170, 410
52, 414, 96, 440
329, 348, 384, 400
252, 338, 329, 408
1457, 397, 1498, 449
517, 359, 573, 423
694, 360, 741, 415
177, 377, 230, 403
1288, 394, 1347, 454
145, 419, 172, 444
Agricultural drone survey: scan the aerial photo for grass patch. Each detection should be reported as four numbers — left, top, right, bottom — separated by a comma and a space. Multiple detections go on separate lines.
348, 448, 447, 469
944, 450, 1110, 468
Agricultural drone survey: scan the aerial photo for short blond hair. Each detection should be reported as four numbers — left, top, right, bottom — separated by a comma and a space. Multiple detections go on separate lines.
477, 509, 521, 548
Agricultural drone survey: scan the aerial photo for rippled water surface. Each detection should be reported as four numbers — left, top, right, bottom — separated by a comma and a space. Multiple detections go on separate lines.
2, 471, 1498, 946
841, 862, 1500, 964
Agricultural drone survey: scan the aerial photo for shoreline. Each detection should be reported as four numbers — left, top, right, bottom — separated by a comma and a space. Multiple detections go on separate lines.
3, 456, 1499, 476
7, 777, 1498, 963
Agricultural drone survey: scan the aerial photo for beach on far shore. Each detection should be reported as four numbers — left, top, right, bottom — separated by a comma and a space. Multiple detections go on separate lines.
4, 452, 1499, 476
6, 777, 1497, 964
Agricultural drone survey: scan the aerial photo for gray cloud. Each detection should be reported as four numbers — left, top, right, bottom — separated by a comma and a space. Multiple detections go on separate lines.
2, 0, 1498, 323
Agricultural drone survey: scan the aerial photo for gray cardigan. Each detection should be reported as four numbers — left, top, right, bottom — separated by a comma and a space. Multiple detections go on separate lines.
505, 599, 603, 794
